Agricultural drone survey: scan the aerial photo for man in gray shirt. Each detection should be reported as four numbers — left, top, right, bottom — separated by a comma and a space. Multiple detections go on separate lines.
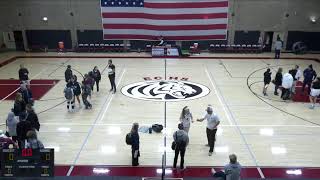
212, 154, 242, 180
274, 36, 283, 59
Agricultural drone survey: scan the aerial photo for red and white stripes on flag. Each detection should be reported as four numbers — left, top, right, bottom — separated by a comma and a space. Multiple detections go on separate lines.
101, 0, 229, 40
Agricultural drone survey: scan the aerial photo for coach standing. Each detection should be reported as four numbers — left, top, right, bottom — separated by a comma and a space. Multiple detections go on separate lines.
108, 59, 116, 94
197, 105, 220, 156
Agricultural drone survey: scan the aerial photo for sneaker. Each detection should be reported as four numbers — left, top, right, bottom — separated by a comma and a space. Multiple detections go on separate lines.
208, 152, 213, 156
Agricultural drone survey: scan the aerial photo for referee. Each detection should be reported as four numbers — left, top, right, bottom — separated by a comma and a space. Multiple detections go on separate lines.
108, 59, 116, 94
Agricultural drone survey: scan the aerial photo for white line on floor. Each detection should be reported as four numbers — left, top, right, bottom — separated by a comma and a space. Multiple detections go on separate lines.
205, 66, 265, 179
0, 67, 49, 104
66, 68, 126, 176
205, 68, 233, 126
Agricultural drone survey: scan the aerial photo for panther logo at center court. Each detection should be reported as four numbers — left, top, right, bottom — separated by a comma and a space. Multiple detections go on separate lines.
121, 81, 210, 102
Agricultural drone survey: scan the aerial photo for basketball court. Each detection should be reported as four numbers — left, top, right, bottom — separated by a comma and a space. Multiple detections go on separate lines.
0, 52, 320, 178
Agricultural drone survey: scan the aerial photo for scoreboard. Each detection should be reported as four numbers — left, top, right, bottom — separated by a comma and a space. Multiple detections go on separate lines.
0, 148, 54, 177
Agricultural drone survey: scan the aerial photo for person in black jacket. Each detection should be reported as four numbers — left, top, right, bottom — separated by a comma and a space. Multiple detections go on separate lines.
274, 68, 283, 96
93, 66, 101, 92
65, 65, 73, 83
131, 123, 140, 166
16, 112, 33, 149
13, 93, 26, 116
26, 104, 40, 131
18, 64, 29, 82
263, 68, 272, 96
302, 65, 317, 94
108, 60, 116, 94
72, 75, 82, 107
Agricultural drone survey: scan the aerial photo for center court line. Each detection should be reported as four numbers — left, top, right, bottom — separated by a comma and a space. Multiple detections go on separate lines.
66, 68, 126, 176
205, 66, 265, 179
0, 67, 49, 104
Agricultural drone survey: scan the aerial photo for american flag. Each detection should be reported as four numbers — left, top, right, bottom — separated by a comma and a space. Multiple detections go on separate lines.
100, 0, 229, 40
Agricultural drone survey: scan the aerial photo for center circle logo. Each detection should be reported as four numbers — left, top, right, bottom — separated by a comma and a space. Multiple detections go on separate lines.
121, 81, 210, 102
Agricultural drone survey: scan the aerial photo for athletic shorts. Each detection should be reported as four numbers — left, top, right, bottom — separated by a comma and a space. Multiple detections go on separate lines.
310, 88, 320, 97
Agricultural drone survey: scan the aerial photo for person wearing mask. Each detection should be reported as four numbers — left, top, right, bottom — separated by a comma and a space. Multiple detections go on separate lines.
212, 154, 242, 180
92, 66, 101, 92
108, 59, 116, 94
263, 68, 272, 96
25, 130, 44, 149
309, 77, 320, 109
26, 104, 40, 131
302, 65, 317, 94
179, 106, 193, 133
72, 75, 82, 108
273, 68, 283, 96
18, 64, 29, 83
274, 37, 283, 59
131, 123, 140, 166
197, 105, 220, 156
173, 123, 189, 170
64, 65, 73, 83
16, 113, 32, 149
281, 71, 294, 100
6, 111, 19, 142
0, 130, 17, 149
13, 93, 26, 116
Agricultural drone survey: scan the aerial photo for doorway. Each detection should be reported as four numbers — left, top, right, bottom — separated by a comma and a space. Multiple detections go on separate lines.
264, 31, 274, 52
13, 31, 25, 51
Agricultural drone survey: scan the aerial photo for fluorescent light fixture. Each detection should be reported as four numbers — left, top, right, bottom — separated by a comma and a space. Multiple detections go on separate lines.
45, 145, 60, 152
42, 17, 48, 21
93, 168, 110, 174
57, 127, 71, 132
286, 169, 302, 175
217, 128, 223, 136
310, 16, 317, 23
271, 147, 287, 154
158, 146, 171, 153
214, 146, 229, 153
107, 126, 121, 135
156, 168, 172, 174
100, 146, 116, 154
259, 128, 274, 136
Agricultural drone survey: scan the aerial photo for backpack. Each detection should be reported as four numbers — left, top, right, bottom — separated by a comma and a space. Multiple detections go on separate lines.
152, 124, 163, 133
64, 87, 74, 100
126, 133, 132, 145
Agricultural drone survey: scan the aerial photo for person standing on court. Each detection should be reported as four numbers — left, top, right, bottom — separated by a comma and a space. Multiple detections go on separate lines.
281, 71, 293, 100
173, 123, 189, 170
92, 66, 101, 92
18, 64, 29, 83
309, 77, 320, 109
65, 65, 73, 83
197, 105, 220, 156
131, 123, 140, 166
273, 68, 283, 96
274, 37, 283, 59
179, 106, 193, 133
302, 65, 317, 94
263, 68, 272, 96
108, 59, 116, 93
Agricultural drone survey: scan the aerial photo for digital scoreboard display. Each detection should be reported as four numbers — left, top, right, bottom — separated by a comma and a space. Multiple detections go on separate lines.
0, 148, 54, 177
